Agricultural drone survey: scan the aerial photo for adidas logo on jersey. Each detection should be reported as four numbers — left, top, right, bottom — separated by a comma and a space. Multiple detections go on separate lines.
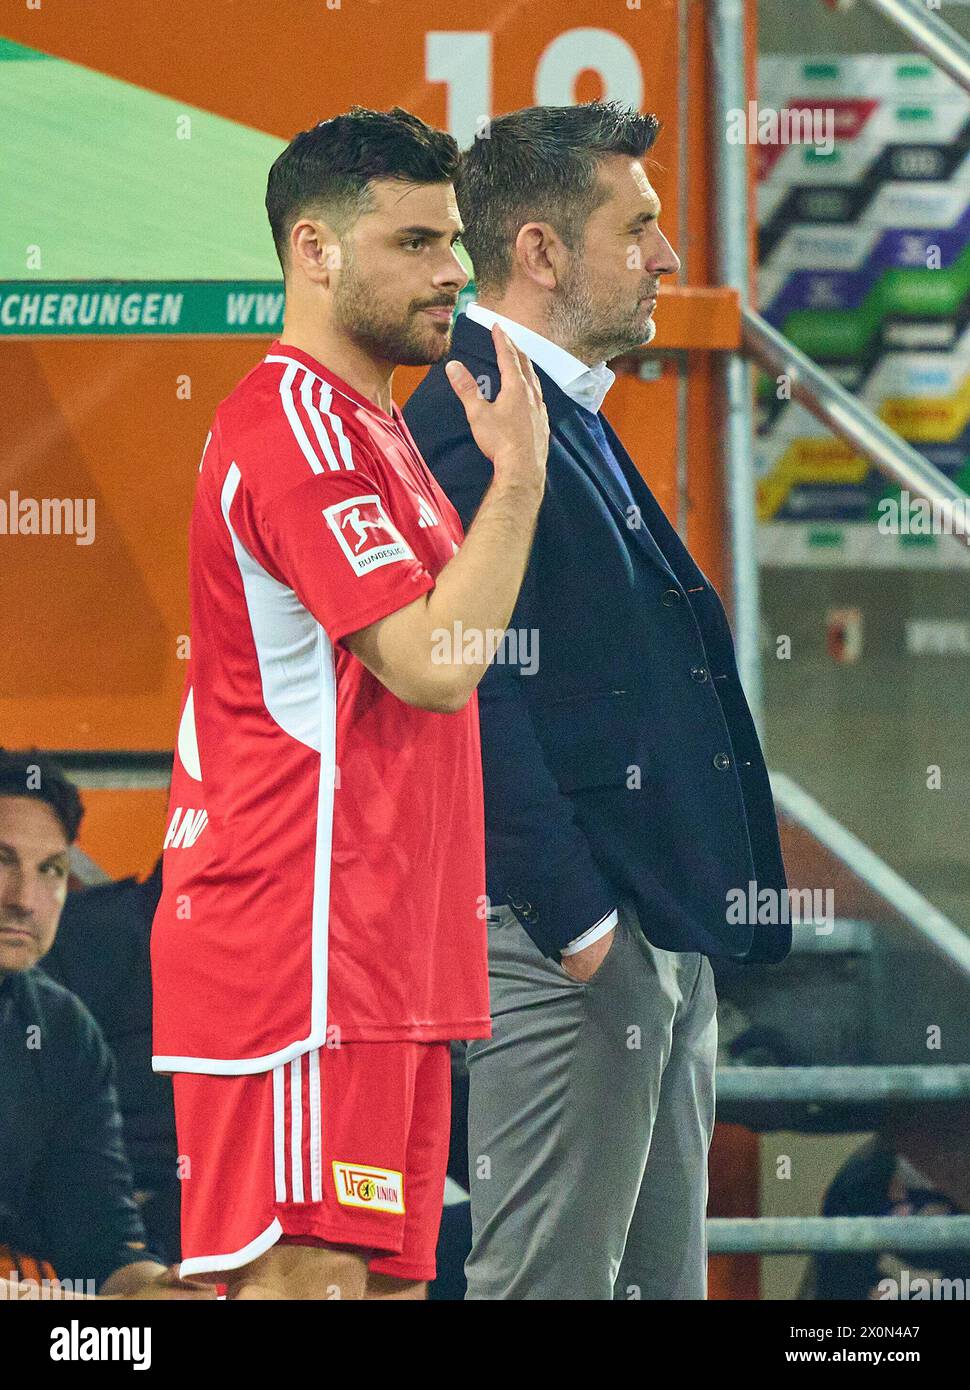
416, 498, 439, 528
332, 1161, 405, 1213
163, 806, 209, 850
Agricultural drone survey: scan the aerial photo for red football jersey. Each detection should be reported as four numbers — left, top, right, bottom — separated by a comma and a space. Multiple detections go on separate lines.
151, 340, 490, 1074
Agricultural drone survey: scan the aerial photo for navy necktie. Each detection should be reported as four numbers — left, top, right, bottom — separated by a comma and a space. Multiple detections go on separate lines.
576, 407, 638, 514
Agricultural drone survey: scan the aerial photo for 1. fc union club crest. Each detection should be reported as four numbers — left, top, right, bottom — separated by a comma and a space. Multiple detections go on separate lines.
323, 493, 415, 577
332, 1161, 405, 1213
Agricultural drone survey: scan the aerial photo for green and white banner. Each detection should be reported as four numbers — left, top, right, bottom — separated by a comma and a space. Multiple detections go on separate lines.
0, 281, 288, 336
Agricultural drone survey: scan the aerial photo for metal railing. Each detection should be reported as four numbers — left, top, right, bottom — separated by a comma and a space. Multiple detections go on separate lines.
709, 1215, 970, 1255
718, 1065, 970, 1104
51, 750, 172, 791
862, 0, 970, 94
743, 310, 970, 552
770, 773, 970, 982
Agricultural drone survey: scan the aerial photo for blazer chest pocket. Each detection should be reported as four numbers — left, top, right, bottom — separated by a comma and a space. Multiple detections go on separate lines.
529, 688, 639, 794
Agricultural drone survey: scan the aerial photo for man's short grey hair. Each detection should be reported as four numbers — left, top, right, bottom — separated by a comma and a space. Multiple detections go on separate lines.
456, 102, 661, 295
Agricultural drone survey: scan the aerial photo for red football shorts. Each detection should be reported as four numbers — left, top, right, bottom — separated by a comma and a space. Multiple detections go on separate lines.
172, 1040, 452, 1285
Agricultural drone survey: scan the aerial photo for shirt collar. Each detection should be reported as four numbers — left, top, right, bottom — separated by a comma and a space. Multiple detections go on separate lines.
464, 303, 616, 416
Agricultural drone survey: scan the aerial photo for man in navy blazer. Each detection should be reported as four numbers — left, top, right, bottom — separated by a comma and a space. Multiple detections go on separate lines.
405, 101, 790, 1299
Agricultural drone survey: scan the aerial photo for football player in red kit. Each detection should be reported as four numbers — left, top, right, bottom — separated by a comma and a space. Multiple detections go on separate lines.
151, 107, 548, 1300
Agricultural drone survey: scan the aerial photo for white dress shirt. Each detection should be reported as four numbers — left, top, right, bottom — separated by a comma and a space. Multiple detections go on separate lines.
463, 302, 619, 956
465, 302, 615, 414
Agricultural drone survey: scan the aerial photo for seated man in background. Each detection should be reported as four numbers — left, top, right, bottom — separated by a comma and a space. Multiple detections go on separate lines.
808, 1138, 970, 1301
0, 749, 211, 1299
43, 855, 181, 1264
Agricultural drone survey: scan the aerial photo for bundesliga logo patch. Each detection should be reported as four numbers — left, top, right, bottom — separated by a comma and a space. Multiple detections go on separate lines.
332, 1161, 405, 1214
323, 494, 414, 576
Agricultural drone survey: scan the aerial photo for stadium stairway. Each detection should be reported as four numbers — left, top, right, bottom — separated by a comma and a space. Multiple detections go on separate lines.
710, 771, 970, 1255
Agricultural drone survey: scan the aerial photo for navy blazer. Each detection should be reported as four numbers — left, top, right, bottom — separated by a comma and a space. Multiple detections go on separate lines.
404, 312, 790, 964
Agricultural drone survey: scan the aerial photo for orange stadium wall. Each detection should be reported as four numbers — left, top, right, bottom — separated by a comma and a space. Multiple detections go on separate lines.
1, 0, 760, 1297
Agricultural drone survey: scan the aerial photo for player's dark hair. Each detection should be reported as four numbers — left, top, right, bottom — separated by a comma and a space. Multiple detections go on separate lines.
266, 106, 461, 275
457, 101, 661, 295
0, 749, 84, 844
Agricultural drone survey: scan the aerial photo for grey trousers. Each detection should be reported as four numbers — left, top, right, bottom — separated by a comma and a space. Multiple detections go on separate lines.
464, 898, 718, 1300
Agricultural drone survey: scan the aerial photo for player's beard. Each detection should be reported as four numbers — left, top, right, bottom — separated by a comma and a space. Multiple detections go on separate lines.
331, 243, 454, 367
550, 253, 658, 364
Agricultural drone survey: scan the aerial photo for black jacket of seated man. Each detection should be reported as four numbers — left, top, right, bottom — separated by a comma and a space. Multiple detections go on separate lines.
0, 965, 162, 1288
42, 859, 180, 1262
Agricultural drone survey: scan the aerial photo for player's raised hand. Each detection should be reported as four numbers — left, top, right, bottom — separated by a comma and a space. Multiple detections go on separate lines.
445, 324, 548, 493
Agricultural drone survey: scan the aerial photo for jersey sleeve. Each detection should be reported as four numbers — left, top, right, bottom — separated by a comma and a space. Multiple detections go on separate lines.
252, 460, 437, 646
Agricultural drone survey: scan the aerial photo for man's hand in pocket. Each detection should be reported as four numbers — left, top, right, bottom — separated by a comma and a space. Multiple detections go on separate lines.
560, 928, 615, 982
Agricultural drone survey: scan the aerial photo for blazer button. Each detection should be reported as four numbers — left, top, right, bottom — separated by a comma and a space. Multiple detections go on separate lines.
509, 895, 534, 915
713, 752, 732, 771
661, 588, 682, 606
690, 665, 709, 683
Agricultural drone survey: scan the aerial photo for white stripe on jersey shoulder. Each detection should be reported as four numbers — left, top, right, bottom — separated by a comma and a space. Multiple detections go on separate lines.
296, 366, 341, 473
317, 379, 356, 470
265, 351, 388, 437
265, 356, 357, 476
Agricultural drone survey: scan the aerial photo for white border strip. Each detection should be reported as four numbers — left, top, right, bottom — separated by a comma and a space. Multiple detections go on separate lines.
290, 1054, 305, 1203
308, 1048, 323, 1202
273, 1065, 286, 1204
179, 1218, 283, 1278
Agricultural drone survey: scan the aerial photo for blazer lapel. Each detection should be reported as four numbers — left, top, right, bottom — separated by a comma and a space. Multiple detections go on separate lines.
599, 414, 711, 593
548, 392, 679, 585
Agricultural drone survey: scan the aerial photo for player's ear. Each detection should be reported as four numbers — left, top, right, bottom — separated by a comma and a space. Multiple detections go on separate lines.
290, 217, 342, 286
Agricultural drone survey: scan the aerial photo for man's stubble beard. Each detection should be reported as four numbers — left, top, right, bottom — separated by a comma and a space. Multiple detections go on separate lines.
551, 256, 656, 364
331, 245, 452, 368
